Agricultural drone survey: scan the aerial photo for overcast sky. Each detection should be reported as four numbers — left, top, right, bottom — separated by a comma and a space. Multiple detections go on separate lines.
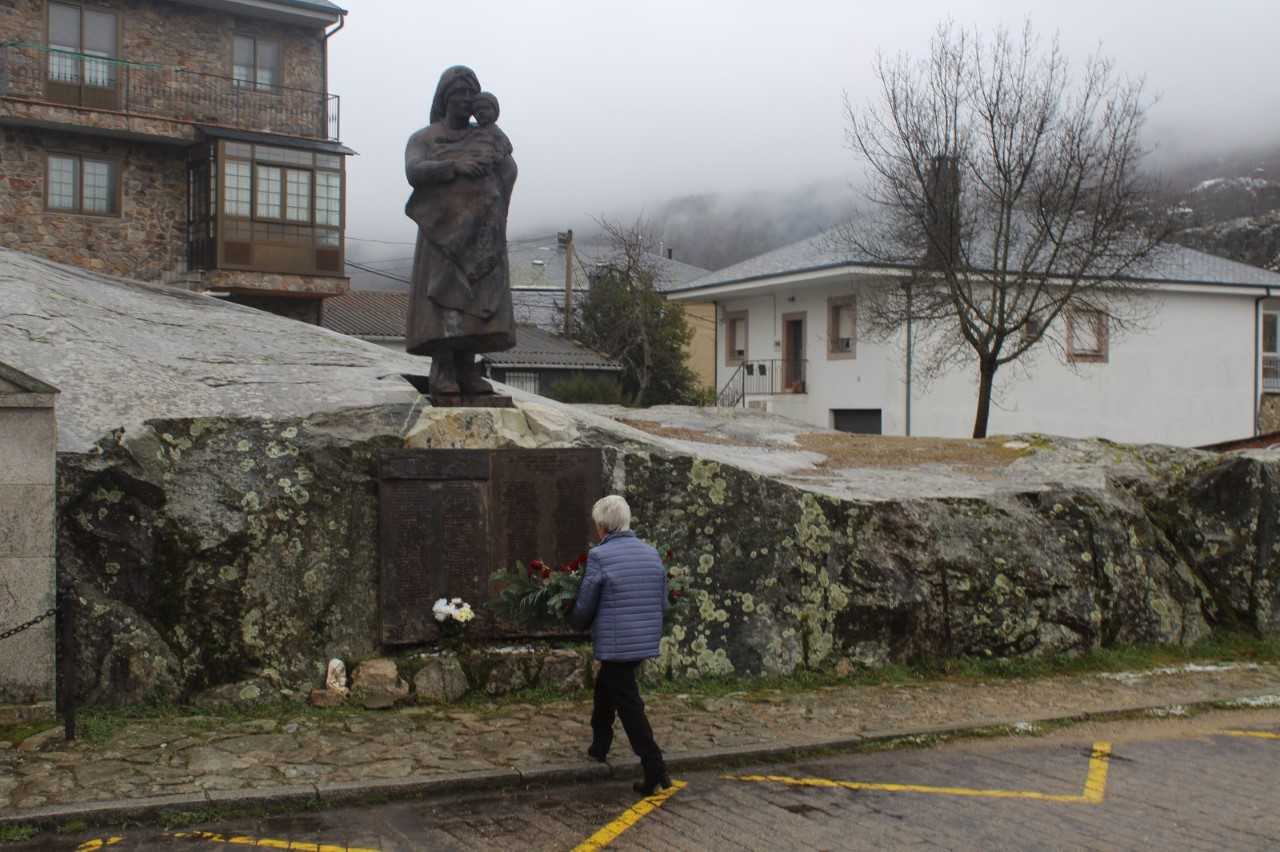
328, 0, 1280, 254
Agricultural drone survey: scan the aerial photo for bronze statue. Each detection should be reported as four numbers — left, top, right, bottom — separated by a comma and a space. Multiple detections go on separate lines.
404, 66, 518, 399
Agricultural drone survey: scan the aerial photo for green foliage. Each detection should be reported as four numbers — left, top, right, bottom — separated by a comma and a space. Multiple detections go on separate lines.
570, 226, 701, 407
546, 373, 625, 405
491, 557, 587, 628
0, 826, 36, 844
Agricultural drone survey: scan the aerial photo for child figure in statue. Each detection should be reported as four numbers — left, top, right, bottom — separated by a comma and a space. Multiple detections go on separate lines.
470, 92, 513, 162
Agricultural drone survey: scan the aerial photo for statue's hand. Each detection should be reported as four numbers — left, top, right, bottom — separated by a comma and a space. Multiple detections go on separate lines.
457, 160, 489, 178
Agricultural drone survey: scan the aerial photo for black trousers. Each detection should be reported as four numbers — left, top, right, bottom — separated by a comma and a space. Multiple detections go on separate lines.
591, 661, 664, 770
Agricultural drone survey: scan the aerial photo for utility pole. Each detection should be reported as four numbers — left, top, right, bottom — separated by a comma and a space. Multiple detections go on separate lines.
560, 229, 574, 337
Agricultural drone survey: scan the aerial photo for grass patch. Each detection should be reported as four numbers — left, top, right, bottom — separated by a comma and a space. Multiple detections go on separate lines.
0, 826, 37, 843
0, 720, 59, 747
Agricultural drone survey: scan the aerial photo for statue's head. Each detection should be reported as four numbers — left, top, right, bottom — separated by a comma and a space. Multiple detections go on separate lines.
473, 92, 499, 127
430, 65, 481, 125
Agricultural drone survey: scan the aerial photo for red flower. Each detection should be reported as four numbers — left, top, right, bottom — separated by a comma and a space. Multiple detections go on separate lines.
576, 552, 588, 567
541, 567, 552, 579
671, 590, 684, 599
665, 549, 674, 562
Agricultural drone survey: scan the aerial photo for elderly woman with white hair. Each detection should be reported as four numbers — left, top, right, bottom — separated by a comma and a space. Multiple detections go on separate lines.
569, 494, 671, 795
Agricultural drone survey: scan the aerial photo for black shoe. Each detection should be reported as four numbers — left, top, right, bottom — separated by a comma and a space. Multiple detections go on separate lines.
632, 773, 672, 796
587, 745, 608, 763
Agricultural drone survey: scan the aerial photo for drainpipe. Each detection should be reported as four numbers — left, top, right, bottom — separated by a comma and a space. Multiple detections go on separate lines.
905, 281, 914, 437
321, 13, 346, 136
1255, 288, 1272, 434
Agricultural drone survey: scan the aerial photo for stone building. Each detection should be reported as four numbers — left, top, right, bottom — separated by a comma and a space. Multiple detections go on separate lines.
0, 0, 351, 323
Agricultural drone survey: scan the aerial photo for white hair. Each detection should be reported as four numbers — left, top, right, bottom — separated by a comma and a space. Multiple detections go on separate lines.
592, 495, 632, 533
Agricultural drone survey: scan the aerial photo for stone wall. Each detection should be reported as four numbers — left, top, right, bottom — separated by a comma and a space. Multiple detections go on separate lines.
52, 404, 1280, 707
1260, 394, 1280, 434
0, 127, 188, 282
0, 0, 327, 96
0, 365, 57, 707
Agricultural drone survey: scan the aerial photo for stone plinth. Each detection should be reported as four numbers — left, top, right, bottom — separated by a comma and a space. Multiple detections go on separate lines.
403, 402, 580, 450
0, 362, 58, 708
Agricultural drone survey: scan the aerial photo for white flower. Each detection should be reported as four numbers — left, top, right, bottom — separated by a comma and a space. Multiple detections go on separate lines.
450, 597, 463, 606
455, 604, 475, 623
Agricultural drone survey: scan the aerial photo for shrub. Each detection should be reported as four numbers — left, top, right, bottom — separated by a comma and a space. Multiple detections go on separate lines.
546, 373, 624, 404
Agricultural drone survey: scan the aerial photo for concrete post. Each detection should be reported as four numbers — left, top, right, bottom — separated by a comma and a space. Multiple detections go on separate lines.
0, 361, 59, 716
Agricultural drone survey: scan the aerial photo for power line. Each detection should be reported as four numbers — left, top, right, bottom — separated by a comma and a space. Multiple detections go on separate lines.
346, 260, 410, 284
346, 235, 417, 245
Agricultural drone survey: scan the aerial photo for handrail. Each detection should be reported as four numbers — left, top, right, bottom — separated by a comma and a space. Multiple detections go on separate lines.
716, 362, 746, 407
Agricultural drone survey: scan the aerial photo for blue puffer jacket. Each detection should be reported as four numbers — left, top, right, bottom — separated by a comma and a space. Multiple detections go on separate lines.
569, 531, 668, 661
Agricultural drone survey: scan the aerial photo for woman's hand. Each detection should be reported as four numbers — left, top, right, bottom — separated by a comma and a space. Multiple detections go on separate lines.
457, 159, 490, 178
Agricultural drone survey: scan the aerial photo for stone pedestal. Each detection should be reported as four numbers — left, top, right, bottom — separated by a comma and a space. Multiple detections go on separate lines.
0, 362, 58, 711
403, 401, 580, 450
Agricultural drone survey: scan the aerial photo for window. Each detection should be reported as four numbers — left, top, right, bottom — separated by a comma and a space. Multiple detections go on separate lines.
1067, 309, 1108, 363
285, 169, 311, 222
827, 296, 856, 359
47, 3, 118, 88
255, 165, 282, 219
725, 311, 748, 365
1022, 314, 1044, 342
46, 154, 118, 214
234, 35, 280, 91
1264, 312, 1278, 355
224, 160, 252, 217
315, 171, 342, 227
503, 371, 540, 395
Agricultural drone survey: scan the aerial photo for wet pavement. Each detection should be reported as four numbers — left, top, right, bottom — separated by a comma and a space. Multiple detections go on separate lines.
2, 663, 1279, 820
21, 709, 1280, 850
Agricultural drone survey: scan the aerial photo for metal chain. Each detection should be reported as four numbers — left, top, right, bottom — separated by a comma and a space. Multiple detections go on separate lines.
0, 607, 56, 641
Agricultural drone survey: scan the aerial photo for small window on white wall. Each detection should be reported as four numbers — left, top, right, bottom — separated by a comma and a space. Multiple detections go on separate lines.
1067, 309, 1108, 363
827, 297, 856, 359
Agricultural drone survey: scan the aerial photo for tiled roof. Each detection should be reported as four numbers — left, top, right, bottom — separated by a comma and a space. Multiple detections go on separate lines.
484, 325, 622, 372
322, 288, 570, 337
345, 235, 709, 296
668, 227, 1280, 293
174, 0, 345, 17
319, 291, 620, 371
320, 290, 406, 338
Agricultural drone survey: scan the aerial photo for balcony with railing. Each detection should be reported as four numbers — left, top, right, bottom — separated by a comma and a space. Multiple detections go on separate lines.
716, 359, 808, 407
0, 42, 339, 141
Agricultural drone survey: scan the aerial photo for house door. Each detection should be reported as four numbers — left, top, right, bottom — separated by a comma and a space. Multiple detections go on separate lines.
782, 313, 806, 392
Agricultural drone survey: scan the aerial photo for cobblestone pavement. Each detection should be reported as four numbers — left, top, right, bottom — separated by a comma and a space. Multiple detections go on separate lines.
24, 710, 1280, 850
2, 663, 1278, 817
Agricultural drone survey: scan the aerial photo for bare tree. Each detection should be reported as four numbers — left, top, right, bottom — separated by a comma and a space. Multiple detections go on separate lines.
836, 21, 1172, 438
569, 218, 698, 406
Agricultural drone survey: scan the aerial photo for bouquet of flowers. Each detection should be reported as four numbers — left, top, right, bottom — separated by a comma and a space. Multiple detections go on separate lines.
432, 596, 475, 641
491, 548, 689, 628
491, 554, 588, 627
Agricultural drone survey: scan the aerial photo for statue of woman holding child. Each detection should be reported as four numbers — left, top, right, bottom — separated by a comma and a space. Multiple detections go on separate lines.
404, 65, 517, 398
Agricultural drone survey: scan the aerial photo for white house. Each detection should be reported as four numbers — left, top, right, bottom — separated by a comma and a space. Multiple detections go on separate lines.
665, 233, 1280, 447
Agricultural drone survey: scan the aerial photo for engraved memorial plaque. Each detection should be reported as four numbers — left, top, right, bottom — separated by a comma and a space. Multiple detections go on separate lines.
378, 448, 603, 644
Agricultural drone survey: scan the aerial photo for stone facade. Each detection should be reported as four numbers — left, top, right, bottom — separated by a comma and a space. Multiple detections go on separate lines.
0, 0, 345, 310
1260, 394, 1280, 434
0, 0, 328, 112
0, 127, 189, 282
0, 363, 58, 707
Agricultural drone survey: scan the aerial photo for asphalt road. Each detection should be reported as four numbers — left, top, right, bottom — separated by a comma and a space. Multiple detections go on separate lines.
31, 709, 1280, 851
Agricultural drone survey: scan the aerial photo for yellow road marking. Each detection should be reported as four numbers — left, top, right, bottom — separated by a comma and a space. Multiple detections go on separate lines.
1223, 730, 1280, 740
572, 780, 688, 852
168, 830, 377, 851
75, 839, 123, 851
725, 741, 1112, 805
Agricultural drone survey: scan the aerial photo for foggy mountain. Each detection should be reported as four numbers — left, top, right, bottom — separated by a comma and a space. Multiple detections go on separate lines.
349, 142, 1280, 284
1165, 143, 1280, 271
